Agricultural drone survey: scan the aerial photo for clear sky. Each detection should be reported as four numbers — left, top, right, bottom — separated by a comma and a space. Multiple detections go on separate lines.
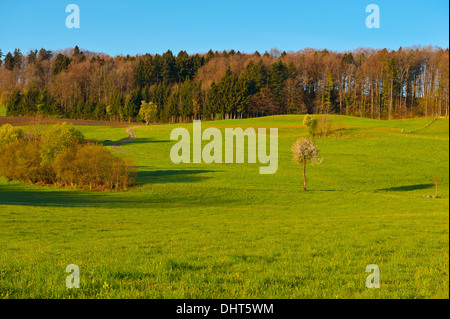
0, 0, 448, 56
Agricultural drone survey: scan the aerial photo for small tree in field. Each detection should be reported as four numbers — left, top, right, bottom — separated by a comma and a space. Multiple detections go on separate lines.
139, 101, 158, 125
432, 176, 439, 198
303, 115, 318, 136
291, 137, 323, 191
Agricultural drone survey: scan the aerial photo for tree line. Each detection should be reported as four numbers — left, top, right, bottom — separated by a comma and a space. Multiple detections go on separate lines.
0, 45, 448, 122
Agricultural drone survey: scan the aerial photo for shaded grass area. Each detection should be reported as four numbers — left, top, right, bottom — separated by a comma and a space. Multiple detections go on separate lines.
0, 115, 448, 299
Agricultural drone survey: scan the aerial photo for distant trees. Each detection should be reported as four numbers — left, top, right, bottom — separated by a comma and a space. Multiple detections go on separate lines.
52, 53, 71, 75
0, 46, 448, 122
4, 52, 15, 70
0, 123, 136, 190
291, 137, 323, 191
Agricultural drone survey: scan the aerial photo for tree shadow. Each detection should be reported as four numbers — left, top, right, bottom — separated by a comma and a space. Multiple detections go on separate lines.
0, 166, 220, 207
129, 138, 171, 144
0, 184, 129, 208
136, 168, 216, 185
102, 137, 170, 147
377, 183, 434, 192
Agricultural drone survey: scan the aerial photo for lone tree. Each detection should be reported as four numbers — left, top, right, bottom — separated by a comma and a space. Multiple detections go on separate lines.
303, 115, 318, 136
291, 137, 323, 191
432, 176, 439, 198
139, 101, 158, 125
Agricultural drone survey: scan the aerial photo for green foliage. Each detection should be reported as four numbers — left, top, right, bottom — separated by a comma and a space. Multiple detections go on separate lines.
2, 47, 447, 122
52, 53, 71, 75
54, 143, 136, 190
39, 123, 85, 167
0, 124, 135, 190
0, 124, 24, 146
138, 101, 158, 125
303, 114, 318, 136
0, 139, 47, 183
4, 52, 14, 70
316, 114, 333, 138
268, 59, 288, 98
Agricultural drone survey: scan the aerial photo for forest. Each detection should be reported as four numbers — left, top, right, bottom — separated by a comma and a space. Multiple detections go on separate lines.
0, 46, 448, 122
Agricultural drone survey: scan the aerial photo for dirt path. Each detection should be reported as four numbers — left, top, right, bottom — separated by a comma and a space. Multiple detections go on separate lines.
111, 126, 141, 154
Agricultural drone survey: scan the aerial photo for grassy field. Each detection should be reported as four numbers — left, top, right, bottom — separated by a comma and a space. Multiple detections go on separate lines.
0, 115, 448, 299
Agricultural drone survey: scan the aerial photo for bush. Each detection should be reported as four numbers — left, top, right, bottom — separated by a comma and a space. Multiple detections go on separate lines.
54, 144, 136, 190
39, 122, 85, 167
0, 124, 136, 190
0, 139, 50, 183
0, 124, 24, 146
316, 115, 332, 138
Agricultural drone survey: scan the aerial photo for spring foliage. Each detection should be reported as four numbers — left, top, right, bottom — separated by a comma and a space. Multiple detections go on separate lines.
1, 46, 448, 122
0, 123, 136, 190
138, 101, 158, 125
0, 124, 24, 146
291, 137, 323, 166
303, 115, 318, 136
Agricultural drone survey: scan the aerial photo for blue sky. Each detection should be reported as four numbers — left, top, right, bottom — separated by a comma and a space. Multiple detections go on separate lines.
0, 0, 448, 56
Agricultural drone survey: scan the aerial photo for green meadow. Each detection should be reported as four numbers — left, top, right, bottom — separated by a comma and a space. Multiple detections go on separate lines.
0, 105, 6, 117
0, 115, 448, 299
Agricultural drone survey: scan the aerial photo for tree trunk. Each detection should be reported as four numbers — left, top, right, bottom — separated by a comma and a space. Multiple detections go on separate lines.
302, 160, 307, 191
389, 79, 393, 120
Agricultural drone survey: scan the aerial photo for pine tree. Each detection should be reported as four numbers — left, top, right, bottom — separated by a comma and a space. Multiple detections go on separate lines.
4, 52, 14, 70
52, 54, 71, 75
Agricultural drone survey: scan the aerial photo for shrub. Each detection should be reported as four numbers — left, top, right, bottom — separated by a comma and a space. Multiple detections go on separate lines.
0, 124, 136, 191
316, 115, 332, 138
39, 122, 85, 167
0, 139, 50, 183
54, 143, 136, 190
0, 124, 24, 146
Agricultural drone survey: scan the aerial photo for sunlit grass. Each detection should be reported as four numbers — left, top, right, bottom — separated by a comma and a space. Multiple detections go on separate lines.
0, 115, 448, 298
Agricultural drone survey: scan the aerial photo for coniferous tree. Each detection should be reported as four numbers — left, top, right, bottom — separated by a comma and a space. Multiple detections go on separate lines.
4, 52, 14, 70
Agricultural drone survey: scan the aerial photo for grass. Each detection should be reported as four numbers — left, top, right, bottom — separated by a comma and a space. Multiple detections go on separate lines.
0, 115, 448, 299
0, 105, 6, 117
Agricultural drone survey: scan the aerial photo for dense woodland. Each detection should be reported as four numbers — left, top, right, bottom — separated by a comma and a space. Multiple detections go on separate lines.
0, 46, 448, 122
